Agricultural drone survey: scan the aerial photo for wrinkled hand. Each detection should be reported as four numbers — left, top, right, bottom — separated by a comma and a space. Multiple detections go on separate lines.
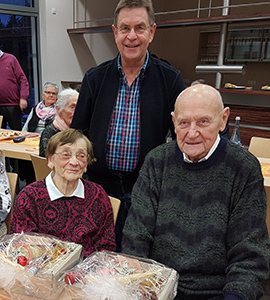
20, 99, 28, 111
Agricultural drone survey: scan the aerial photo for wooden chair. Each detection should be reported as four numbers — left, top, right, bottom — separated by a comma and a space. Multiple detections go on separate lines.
31, 154, 51, 181
0, 115, 3, 128
109, 196, 121, 224
4, 172, 18, 233
248, 137, 270, 158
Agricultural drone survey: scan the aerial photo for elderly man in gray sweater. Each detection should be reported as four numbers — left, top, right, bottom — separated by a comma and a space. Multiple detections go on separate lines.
122, 84, 270, 300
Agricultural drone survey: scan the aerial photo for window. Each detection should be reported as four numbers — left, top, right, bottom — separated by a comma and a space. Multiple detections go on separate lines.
0, 2, 40, 120
0, 0, 34, 8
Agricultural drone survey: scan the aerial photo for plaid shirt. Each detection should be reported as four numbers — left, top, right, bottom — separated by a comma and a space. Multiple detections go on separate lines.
106, 52, 149, 172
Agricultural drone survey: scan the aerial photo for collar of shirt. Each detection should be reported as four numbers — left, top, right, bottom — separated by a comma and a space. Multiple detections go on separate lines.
117, 50, 149, 78
183, 135, 221, 163
45, 172, 85, 201
0, 50, 3, 58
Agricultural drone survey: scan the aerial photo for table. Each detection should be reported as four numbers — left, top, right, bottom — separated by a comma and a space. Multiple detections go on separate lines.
257, 157, 270, 236
0, 129, 39, 161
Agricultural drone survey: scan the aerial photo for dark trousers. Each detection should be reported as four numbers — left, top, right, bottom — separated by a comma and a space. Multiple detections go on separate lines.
109, 192, 131, 252
0, 105, 22, 130
18, 160, 36, 184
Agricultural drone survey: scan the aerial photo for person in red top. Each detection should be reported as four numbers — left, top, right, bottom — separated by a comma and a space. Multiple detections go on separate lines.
0, 49, 29, 130
10, 129, 116, 258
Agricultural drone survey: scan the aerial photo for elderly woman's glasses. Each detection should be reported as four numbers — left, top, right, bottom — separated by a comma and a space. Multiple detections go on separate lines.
54, 150, 89, 162
44, 91, 57, 96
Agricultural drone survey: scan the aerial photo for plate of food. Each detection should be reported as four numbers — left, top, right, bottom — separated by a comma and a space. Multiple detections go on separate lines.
0, 130, 22, 141
224, 83, 246, 89
261, 85, 270, 90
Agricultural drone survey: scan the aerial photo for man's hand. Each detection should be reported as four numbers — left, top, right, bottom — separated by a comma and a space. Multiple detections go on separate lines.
20, 99, 28, 110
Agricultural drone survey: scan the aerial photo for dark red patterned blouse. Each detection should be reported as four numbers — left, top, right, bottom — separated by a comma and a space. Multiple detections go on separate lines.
10, 179, 116, 258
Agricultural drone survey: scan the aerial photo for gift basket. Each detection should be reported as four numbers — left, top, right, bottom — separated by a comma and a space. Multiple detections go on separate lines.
63, 250, 178, 300
0, 232, 83, 300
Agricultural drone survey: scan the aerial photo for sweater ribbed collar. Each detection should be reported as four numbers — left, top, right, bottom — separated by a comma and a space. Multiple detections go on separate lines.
176, 137, 228, 170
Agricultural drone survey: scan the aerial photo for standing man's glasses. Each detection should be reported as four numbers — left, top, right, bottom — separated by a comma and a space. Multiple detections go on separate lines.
117, 25, 151, 35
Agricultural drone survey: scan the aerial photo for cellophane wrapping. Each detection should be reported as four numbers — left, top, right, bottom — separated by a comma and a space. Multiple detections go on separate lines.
0, 232, 83, 300
63, 250, 178, 300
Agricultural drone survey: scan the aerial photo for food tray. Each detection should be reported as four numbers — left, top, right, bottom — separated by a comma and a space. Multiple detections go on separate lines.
0, 232, 83, 300
63, 250, 178, 300
0, 130, 22, 141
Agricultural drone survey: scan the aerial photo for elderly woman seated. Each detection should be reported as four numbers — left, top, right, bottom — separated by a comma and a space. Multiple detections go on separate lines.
22, 82, 58, 134
11, 129, 116, 257
39, 88, 79, 157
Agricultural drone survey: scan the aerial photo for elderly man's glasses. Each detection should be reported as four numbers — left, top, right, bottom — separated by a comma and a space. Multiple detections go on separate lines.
117, 25, 150, 35
44, 91, 57, 96
54, 150, 89, 162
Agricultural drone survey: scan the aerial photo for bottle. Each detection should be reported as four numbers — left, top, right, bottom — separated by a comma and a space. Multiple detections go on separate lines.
230, 116, 242, 146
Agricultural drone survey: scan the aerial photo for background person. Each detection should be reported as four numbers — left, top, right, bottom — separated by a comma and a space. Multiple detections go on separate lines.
0, 49, 29, 130
71, 0, 185, 251
122, 84, 270, 300
11, 129, 116, 258
22, 82, 58, 134
19, 82, 59, 184
0, 150, 12, 237
39, 88, 79, 157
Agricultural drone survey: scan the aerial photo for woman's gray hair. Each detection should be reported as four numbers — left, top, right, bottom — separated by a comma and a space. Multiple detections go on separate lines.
113, 0, 155, 27
43, 82, 59, 93
56, 88, 79, 112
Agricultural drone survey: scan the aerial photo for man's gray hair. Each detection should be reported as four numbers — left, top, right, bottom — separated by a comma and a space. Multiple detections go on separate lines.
113, 0, 155, 27
43, 82, 59, 94
56, 88, 79, 112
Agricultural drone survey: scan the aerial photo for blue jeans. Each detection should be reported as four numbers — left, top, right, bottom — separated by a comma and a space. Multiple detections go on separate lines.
109, 192, 131, 252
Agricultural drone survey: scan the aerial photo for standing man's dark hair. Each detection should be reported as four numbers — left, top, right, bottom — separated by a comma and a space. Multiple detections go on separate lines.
113, 0, 155, 26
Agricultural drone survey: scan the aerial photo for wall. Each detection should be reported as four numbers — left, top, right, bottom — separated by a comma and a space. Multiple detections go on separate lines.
149, 2, 270, 89
39, 1, 118, 91
39, 1, 270, 92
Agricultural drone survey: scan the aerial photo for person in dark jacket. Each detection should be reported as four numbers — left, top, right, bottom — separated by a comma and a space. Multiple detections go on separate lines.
71, 0, 185, 251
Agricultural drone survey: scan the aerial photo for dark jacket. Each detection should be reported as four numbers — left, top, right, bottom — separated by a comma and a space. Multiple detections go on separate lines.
71, 54, 185, 194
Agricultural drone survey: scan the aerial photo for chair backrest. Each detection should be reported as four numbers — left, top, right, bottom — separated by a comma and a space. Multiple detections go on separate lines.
248, 137, 270, 158
109, 196, 121, 224
31, 154, 51, 181
0, 115, 3, 128
5, 172, 18, 233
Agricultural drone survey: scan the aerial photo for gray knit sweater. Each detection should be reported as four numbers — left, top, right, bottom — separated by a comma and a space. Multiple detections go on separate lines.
122, 138, 270, 300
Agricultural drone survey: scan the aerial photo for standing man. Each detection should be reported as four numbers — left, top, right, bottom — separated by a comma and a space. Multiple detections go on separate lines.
71, 0, 185, 250
122, 84, 270, 300
0, 49, 29, 130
